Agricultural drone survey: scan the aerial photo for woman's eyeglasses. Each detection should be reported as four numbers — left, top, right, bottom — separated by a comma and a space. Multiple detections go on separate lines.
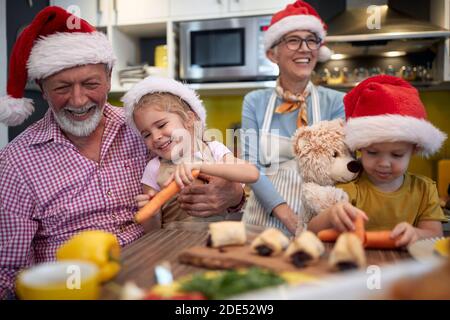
274, 36, 322, 51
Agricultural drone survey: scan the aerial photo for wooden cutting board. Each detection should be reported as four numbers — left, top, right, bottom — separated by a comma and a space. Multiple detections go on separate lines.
178, 244, 334, 276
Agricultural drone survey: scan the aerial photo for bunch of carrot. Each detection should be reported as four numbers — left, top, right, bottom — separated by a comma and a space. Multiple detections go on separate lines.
318, 215, 397, 249
134, 170, 200, 224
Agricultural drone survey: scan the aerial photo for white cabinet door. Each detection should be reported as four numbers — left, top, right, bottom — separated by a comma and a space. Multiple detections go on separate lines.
116, 0, 169, 24
170, 0, 227, 18
51, 0, 100, 26
228, 0, 291, 13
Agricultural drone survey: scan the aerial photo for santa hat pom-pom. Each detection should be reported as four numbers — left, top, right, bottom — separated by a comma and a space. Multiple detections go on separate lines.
0, 95, 34, 126
317, 45, 332, 62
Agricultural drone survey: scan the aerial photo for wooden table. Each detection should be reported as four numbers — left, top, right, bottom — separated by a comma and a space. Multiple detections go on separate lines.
101, 228, 412, 299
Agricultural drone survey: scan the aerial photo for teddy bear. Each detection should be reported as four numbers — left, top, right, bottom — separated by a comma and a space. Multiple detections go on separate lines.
293, 119, 361, 227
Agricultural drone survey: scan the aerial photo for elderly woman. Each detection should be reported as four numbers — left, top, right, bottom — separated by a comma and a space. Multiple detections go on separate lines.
241, 0, 345, 235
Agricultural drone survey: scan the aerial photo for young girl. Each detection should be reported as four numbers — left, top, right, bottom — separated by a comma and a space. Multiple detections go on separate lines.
123, 76, 259, 230
308, 75, 447, 247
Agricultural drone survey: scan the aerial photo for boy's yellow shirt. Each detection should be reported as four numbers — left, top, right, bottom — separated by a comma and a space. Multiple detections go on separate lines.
337, 172, 447, 231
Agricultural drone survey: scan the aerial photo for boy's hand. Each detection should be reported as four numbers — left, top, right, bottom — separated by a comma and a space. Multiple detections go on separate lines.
135, 189, 157, 209
390, 222, 419, 247
328, 202, 368, 232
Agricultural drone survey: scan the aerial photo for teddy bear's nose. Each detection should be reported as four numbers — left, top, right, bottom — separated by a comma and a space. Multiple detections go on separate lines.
347, 160, 361, 173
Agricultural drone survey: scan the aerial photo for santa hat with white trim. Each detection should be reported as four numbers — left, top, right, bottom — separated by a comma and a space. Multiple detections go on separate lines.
0, 6, 115, 126
344, 75, 446, 157
263, 0, 332, 62
122, 76, 206, 133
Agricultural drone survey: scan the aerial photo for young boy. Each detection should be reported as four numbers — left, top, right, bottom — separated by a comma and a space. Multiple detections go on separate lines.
308, 75, 447, 247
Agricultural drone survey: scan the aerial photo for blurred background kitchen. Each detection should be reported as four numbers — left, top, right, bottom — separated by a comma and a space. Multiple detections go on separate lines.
1, 0, 450, 201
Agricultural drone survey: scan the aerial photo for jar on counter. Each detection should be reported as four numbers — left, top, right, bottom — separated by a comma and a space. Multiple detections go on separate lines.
384, 65, 396, 76
400, 66, 416, 81
353, 67, 369, 82
369, 67, 382, 76
327, 67, 344, 85
313, 68, 330, 85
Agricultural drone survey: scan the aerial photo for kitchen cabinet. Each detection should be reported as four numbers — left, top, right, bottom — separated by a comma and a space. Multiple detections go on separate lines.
431, 0, 450, 81
116, 0, 169, 24
170, 0, 227, 18
108, 0, 291, 93
50, 0, 110, 27
170, 0, 290, 20
228, 0, 292, 14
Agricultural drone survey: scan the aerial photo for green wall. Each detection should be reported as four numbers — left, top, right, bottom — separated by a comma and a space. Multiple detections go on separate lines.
410, 91, 450, 179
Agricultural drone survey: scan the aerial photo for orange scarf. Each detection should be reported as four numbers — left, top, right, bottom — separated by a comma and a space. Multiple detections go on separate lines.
274, 79, 310, 128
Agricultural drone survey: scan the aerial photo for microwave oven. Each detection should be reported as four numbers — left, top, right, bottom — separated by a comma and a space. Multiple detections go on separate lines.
179, 16, 279, 82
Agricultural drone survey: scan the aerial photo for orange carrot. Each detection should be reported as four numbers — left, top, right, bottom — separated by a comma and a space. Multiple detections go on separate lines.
318, 229, 339, 242
353, 214, 366, 244
318, 229, 397, 249
365, 231, 397, 249
134, 170, 200, 224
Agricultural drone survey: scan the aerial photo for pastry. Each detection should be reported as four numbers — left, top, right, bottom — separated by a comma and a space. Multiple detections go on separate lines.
329, 233, 366, 271
206, 221, 246, 248
285, 231, 325, 268
251, 228, 290, 256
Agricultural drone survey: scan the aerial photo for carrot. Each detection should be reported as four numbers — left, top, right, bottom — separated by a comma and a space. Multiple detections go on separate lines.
317, 229, 397, 249
318, 229, 339, 242
317, 215, 365, 243
365, 231, 397, 249
134, 169, 200, 224
353, 214, 366, 244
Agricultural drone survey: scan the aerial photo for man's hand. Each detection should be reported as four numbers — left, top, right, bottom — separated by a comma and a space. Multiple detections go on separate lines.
177, 173, 243, 217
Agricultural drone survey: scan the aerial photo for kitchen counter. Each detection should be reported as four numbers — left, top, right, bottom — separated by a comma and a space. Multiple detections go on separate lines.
100, 228, 413, 300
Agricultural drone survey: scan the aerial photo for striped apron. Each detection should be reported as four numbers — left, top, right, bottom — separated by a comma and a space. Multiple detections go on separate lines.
243, 82, 322, 236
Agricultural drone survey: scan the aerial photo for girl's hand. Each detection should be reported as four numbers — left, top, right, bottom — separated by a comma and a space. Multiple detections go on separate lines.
390, 222, 420, 247
135, 189, 157, 209
173, 162, 202, 188
328, 202, 368, 233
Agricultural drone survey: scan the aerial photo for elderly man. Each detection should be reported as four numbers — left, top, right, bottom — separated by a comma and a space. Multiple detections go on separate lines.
0, 6, 244, 299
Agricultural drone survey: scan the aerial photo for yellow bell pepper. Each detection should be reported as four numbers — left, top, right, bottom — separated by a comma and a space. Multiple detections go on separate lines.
56, 230, 121, 282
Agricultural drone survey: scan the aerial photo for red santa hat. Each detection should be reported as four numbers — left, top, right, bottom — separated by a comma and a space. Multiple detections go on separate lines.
344, 75, 446, 157
0, 6, 116, 126
263, 0, 332, 62
122, 76, 206, 133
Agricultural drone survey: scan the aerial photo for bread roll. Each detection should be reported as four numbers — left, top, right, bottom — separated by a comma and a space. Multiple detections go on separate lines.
206, 221, 247, 248
251, 228, 290, 256
329, 233, 366, 271
285, 231, 325, 267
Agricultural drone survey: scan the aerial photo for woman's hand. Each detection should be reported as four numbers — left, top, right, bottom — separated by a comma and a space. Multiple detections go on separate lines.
135, 189, 157, 209
327, 202, 368, 233
272, 203, 298, 235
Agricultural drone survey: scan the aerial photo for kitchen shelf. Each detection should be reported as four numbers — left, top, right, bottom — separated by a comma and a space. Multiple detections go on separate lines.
115, 21, 167, 38
322, 81, 450, 92
110, 80, 277, 96
187, 81, 276, 96
110, 80, 450, 97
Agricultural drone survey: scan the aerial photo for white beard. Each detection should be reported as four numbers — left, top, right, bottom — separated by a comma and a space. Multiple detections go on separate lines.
51, 102, 104, 137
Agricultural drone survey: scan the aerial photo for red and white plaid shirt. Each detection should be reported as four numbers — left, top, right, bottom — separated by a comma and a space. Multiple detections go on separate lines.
0, 104, 148, 299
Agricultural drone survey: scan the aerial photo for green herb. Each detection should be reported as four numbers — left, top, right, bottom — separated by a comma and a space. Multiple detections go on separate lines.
180, 267, 286, 299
